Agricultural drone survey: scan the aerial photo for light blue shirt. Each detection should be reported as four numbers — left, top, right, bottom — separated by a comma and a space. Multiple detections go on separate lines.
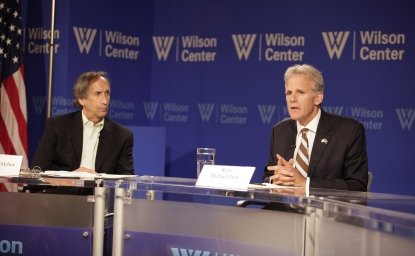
80, 112, 104, 170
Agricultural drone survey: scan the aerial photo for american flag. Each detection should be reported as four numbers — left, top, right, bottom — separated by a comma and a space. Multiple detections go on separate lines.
0, 0, 28, 171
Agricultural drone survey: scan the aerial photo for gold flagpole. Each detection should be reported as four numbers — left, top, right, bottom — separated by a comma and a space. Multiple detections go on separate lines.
46, 0, 56, 118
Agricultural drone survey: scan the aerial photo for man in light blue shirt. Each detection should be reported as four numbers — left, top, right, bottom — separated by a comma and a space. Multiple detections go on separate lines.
32, 71, 134, 175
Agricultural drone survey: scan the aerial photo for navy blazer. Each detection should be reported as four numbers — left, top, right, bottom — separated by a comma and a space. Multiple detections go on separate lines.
264, 110, 368, 191
32, 111, 134, 174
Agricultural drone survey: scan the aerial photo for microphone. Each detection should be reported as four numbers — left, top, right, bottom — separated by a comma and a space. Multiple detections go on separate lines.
290, 142, 296, 148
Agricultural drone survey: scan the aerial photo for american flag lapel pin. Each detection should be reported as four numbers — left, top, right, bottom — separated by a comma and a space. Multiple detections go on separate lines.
321, 138, 328, 144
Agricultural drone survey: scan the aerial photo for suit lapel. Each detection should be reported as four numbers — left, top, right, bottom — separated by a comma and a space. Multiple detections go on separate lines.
287, 121, 297, 158
71, 112, 83, 165
308, 111, 331, 177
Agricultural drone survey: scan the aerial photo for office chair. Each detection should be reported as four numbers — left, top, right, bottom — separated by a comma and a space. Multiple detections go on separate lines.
367, 171, 373, 191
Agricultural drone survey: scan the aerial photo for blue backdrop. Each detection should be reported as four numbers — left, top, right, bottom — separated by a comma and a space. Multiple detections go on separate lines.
21, 0, 415, 195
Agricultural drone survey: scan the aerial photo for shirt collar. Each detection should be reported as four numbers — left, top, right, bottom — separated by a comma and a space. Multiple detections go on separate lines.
296, 108, 321, 135
81, 111, 105, 127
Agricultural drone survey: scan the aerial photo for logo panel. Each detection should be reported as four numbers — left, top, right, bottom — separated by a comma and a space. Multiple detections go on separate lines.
153, 36, 175, 61
322, 31, 350, 60
32, 95, 46, 114
198, 104, 215, 122
143, 102, 159, 120
73, 27, 97, 54
396, 108, 415, 130
232, 34, 257, 60
257, 105, 276, 124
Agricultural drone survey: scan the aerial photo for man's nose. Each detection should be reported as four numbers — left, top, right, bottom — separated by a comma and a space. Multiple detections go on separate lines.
289, 94, 297, 102
101, 95, 109, 104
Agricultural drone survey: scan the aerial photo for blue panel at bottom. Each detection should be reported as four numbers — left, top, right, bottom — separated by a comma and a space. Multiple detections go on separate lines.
123, 231, 292, 256
0, 224, 92, 255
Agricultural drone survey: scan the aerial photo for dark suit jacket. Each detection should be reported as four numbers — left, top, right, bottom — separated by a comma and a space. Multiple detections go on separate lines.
32, 111, 134, 175
264, 110, 368, 191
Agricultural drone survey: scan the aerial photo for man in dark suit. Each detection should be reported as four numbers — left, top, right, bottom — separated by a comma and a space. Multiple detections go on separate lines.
264, 64, 368, 191
32, 71, 134, 175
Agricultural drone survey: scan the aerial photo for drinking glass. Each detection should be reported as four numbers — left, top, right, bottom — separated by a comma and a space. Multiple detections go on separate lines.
196, 148, 216, 177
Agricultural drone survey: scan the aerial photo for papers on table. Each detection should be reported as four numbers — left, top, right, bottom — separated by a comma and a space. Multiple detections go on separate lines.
247, 183, 298, 190
41, 170, 137, 180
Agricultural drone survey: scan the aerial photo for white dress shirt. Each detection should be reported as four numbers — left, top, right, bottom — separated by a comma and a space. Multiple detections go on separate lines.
294, 109, 321, 193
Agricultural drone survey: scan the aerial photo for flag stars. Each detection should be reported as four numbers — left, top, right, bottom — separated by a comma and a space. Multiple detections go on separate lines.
9, 24, 15, 31
12, 56, 18, 63
6, 38, 11, 45
13, 11, 18, 18
0, 3, 4, 9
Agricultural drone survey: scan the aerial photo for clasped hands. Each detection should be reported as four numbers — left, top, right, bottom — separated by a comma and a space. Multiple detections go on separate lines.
267, 154, 306, 187
43, 167, 96, 186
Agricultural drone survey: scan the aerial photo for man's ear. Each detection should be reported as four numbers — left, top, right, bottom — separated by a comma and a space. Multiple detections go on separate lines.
314, 92, 324, 106
78, 98, 85, 107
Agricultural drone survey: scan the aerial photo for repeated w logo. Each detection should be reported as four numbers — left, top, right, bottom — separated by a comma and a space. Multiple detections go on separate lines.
257, 105, 276, 124
198, 104, 215, 122
32, 95, 46, 114
322, 31, 350, 59
73, 27, 97, 54
232, 34, 257, 60
171, 248, 211, 256
396, 108, 415, 130
143, 102, 159, 120
322, 106, 344, 115
153, 36, 175, 61
171, 247, 237, 256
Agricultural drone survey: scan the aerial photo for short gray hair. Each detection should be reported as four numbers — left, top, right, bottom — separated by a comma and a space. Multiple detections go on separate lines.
73, 71, 110, 109
284, 64, 324, 92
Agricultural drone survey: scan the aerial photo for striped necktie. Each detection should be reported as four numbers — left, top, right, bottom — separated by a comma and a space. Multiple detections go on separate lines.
295, 128, 309, 175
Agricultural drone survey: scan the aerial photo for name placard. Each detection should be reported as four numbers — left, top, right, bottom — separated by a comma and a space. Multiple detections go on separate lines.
195, 165, 255, 191
0, 154, 23, 176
